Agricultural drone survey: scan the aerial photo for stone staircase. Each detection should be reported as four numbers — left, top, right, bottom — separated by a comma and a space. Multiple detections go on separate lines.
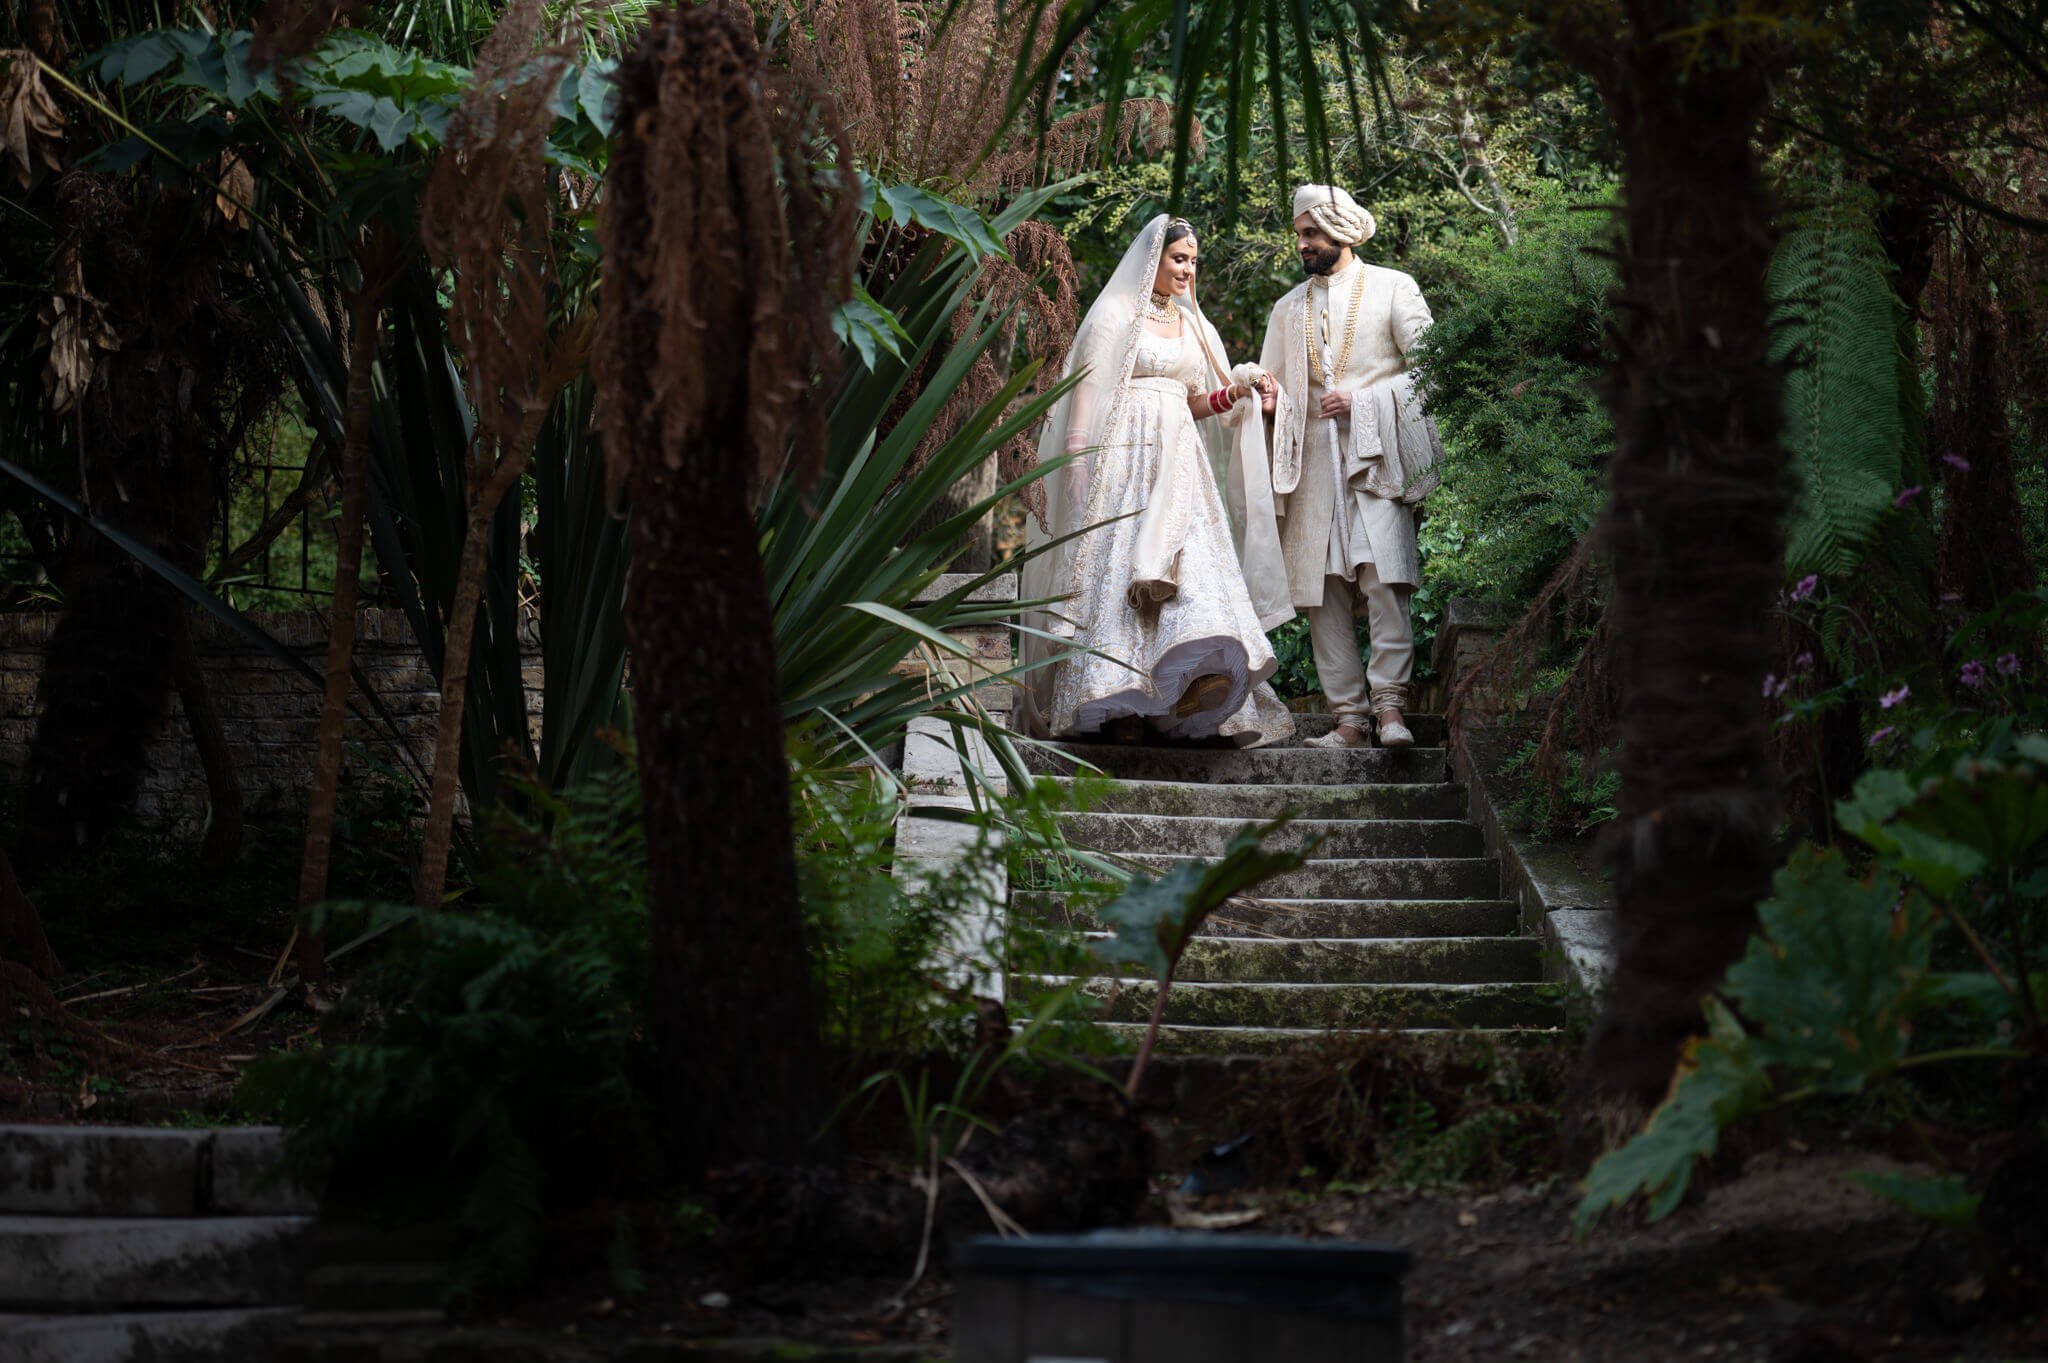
0, 1124, 315, 1361
1016, 714, 1562, 1053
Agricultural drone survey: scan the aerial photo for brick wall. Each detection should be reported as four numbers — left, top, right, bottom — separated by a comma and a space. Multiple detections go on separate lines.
0, 575, 1014, 838
0, 610, 541, 837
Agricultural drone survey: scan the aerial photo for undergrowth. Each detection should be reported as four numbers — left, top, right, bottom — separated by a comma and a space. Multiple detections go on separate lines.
1211, 1031, 1575, 1193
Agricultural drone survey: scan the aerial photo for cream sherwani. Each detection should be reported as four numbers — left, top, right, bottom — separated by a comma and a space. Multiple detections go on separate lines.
1255, 258, 1434, 720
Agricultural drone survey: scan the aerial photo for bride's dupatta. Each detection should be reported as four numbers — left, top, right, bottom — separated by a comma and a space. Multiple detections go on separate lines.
1017, 214, 1292, 737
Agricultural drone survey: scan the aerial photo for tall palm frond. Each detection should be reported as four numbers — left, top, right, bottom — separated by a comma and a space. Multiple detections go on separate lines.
987, 0, 1396, 220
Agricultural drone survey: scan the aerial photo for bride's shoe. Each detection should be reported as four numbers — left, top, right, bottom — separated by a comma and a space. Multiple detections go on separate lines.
1104, 715, 1146, 745
1303, 722, 1370, 749
1174, 673, 1232, 718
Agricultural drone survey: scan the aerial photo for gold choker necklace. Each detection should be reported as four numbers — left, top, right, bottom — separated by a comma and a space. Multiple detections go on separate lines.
1145, 289, 1176, 320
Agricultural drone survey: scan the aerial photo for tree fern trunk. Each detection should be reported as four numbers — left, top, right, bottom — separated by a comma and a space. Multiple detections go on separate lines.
1559, 3, 1795, 1122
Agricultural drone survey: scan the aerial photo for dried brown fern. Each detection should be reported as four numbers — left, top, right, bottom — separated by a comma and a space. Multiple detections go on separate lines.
787, 0, 1064, 198
1446, 535, 1616, 839
901, 218, 1080, 535
986, 97, 1208, 192
413, 0, 587, 911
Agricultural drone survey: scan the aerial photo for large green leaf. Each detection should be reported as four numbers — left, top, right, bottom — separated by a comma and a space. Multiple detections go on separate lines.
1576, 998, 1772, 1233
1090, 820, 1316, 980
1724, 848, 1936, 1085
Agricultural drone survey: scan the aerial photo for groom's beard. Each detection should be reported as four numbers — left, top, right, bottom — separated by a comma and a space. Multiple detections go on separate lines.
1299, 243, 1343, 276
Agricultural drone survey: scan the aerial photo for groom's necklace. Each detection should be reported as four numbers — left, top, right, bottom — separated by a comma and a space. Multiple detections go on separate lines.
1306, 268, 1364, 381
1145, 289, 1176, 322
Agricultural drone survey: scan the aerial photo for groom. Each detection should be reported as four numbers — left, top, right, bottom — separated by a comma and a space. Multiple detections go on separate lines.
1252, 184, 1435, 749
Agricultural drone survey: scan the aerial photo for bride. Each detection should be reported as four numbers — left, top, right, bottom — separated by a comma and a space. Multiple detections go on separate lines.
1019, 214, 1295, 747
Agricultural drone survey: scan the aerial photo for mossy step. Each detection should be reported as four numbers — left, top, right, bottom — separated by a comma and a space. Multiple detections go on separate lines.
1012, 892, 1521, 939
1043, 776, 1471, 821
1123, 934, 1542, 985
1037, 977, 1561, 1029
1022, 743, 1448, 786
1122, 854, 1499, 900
1057, 812, 1484, 859
1285, 712, 1448, 747
1100, 1022, 1563, 1056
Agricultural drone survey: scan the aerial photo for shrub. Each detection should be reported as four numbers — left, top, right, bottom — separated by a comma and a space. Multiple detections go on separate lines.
1409, 182, 1617, 609
237, 761, 656, 1293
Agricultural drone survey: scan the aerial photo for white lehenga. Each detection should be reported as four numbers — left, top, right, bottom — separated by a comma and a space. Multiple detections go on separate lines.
1019, 217, 1295, 747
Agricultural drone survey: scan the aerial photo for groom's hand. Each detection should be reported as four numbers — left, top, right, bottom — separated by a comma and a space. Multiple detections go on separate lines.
1318, 390, 1352, 419
1257, 374, 1277, 415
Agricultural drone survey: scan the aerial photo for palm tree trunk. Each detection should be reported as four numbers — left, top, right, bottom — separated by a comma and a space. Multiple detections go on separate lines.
413, 459, 525, 910
1558, 2, 1796, 1123
169, 610, 242, 872
294, 287, 379, 984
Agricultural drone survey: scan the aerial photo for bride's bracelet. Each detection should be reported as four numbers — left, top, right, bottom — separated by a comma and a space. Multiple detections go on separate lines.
1206, 386, 1235, 415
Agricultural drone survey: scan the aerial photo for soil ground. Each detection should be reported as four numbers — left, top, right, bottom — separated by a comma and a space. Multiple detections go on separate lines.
462, 1147, 2047, 1363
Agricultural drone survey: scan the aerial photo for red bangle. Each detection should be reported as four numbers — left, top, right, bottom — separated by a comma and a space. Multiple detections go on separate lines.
1207, 387, 1234, 415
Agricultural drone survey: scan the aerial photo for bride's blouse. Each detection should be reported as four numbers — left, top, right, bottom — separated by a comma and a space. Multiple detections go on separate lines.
1130, 331, 1205, 388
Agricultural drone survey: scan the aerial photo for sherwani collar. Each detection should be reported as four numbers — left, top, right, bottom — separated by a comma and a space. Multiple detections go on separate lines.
1310, 256, 1362, 291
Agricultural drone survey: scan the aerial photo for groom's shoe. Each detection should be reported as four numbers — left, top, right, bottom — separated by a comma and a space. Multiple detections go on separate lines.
1175, 673, 1232, 718
1374, 709, 1415, 749
1304, 722, 1370, 749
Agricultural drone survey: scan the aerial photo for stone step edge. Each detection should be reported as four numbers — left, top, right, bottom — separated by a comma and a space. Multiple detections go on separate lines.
1056, 813, 1485, 831
1075, 932, 1539, 948
0, 1125, 315, 1218
1022, 975, 1554, 993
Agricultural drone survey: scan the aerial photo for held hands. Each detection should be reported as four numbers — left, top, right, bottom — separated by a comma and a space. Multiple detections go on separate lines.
1318, 389, 1353, 420
1256, 373, 1278, 415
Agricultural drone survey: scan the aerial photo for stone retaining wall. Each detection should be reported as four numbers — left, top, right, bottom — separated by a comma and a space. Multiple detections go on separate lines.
0, 610, 541, 836
1, 577, 1010, 839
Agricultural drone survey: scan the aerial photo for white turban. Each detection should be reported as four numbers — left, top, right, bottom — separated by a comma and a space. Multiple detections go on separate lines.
1292, 184, 1376, 246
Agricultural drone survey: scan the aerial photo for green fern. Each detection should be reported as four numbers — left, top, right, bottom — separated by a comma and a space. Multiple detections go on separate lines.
1769, 186, 1909, 577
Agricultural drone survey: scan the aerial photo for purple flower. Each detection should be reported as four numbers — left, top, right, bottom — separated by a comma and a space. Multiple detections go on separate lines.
1795, 651, 1815, 671
1790, 574, 1819, 603
1960, 660, 1988, 690
1941, 452, 1971, 472
1997, 652, 2020, 677
1879, 684, 1910, 709
1762, 673, 1789, 699
1868, 726, 1896, 747
1894, 485, 1923, 508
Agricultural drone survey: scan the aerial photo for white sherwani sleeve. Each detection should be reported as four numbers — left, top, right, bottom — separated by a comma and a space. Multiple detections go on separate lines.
1392, 274, 1433, 355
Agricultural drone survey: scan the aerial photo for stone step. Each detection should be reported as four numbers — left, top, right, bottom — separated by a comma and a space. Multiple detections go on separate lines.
1100, 1023, 1561, 1055
1150, 935, 1542, 985
1012, 892, 1521, 939
1045, 776, 1471, 821
1058, 811, 1484, 859
1023, 743, 1448, 786
1119, 854, 1499, 900
0, 1215, 313, 1309
1284, 712, 1448, 747
0, 1307, 300, 1362
0, 1125, 313, 1217
1043, 978, 1561, 1030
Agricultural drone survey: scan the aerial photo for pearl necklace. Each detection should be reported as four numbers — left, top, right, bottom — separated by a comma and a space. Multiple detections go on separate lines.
1306, 267, 1363, 384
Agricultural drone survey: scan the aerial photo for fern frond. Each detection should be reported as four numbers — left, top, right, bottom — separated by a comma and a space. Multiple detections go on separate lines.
1769, 186, 1908, 577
